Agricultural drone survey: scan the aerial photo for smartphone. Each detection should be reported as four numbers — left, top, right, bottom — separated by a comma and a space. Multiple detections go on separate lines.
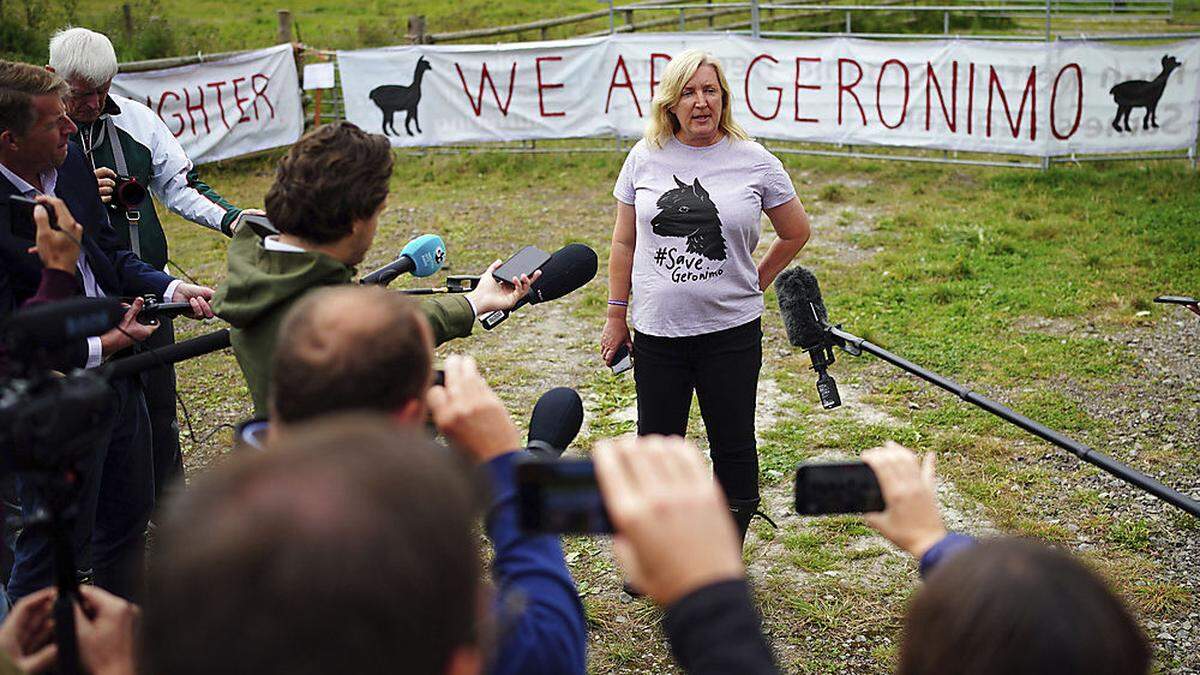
493, 245, 551, 286
516, 457, 613, 534
240, 213, 278, 238
609, 343, 632, 375
1154, 295, 1198, 306
794, 462, 885, 515
6, 195, 58, 241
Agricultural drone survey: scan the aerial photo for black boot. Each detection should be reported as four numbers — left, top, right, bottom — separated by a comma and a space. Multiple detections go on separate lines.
729, 498, 778, 550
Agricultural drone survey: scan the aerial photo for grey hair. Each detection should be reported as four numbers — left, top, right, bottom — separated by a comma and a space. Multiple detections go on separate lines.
48, 27, 119, 86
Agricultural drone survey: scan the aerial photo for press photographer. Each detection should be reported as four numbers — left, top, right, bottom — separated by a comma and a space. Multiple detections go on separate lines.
212, 121, 537, 416
49, 26, 262, 499
0, 60, 214, 603
249, 285, 588, 674
146, 363, 588, 675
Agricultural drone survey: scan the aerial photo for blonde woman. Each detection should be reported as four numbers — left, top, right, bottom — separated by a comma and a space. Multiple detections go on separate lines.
600, 50, 811, 548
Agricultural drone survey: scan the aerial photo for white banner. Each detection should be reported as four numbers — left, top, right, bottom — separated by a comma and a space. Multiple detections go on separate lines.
112, 44, 304, 164
338, 34, 1200, 156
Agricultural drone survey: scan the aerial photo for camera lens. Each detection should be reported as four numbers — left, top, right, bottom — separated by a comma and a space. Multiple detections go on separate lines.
114, 177, 147, 209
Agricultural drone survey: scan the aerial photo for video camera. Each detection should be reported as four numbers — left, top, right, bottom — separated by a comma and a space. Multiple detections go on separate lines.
0, 298, 126, 475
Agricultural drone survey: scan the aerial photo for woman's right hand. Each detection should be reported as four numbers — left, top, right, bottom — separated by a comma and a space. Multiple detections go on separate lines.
600, 315, 633, 366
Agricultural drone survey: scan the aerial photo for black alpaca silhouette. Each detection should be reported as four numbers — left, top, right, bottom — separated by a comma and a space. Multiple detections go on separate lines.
1110, 55, 1182, 133
651, 176, 727, 262
370, 56, 433, 136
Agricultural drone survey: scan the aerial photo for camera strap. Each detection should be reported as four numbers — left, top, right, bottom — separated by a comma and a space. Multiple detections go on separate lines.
104, 118, 141, 258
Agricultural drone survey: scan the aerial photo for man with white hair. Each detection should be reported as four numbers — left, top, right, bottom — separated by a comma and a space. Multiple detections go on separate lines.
48, 26, 261, 498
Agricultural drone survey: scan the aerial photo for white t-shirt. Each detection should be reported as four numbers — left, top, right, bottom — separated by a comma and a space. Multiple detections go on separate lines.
614, 136, 797, 338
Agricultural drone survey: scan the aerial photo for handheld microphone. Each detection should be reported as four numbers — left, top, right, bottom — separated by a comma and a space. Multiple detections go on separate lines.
481, 243, 599, 330
361, 234, 446, 286
775, 267, 841, 409
526, 387, 585, 458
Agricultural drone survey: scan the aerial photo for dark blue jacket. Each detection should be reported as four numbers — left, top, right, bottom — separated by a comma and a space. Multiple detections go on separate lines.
484, 451, 587, 675
0, 142, 173, 370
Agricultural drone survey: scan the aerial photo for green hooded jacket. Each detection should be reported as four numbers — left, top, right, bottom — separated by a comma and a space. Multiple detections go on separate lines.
213, 226, 475, 416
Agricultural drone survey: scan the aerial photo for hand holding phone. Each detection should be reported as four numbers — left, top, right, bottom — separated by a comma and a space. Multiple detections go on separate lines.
609, 343, 633, 375
794, 461, 884, 515
517, 458, 612, 534
7, 194, 58, 241
594, 435, 744, 606
860, 442, 947, 559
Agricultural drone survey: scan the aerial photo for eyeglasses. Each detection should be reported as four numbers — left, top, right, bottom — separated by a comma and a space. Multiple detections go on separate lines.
65, 85, 109, 101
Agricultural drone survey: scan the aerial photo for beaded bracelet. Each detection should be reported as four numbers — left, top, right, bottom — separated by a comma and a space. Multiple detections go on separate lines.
607, 299, 629, 307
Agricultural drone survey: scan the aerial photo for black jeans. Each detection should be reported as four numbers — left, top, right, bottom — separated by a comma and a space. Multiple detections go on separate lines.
139, 316, 183, 502
8, 377, 155, 602
633, 318, 762, 502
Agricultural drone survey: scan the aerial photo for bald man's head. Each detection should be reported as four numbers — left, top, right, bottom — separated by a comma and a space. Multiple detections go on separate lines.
144, 414, 485, 675
270, 285, 434, 425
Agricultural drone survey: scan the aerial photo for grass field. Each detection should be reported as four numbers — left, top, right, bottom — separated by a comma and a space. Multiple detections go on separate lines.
6, 0, 1198, 671
154, 145, 1200, 673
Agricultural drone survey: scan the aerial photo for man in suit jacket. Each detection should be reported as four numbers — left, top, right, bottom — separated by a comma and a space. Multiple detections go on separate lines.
0, 60, 215, 602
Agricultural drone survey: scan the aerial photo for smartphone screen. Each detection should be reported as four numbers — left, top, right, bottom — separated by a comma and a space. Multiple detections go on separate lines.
493, 245, 551, 285
517, 457, 613, 534
794, 461, 885, 515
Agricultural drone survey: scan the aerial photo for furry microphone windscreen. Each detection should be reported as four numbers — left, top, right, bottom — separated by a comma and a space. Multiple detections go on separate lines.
775, 267, 829, 350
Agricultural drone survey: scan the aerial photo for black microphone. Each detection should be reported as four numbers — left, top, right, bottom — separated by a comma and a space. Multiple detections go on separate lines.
526, 387, 584, 458
481, 243, 598, 330
100, 329, 231, 379
775, 267, 841, 409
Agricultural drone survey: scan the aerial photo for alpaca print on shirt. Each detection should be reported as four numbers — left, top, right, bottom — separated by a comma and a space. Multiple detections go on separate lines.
649, 176, 729, 284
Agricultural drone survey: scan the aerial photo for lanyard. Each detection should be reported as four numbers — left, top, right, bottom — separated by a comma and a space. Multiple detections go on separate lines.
82, 118, 142, 258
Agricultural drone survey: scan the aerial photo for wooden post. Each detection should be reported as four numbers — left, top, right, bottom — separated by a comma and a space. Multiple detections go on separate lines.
313, 89, 323, 128
122, 4, 134, 44
277, 9, 294, 44
625, 9, 634, 32
408, 15, 427, 44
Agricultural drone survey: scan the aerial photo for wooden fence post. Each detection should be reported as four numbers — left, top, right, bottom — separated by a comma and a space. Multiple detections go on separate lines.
277, 9, 294, 43
122, 4, 134, 44
408, 15, 427, 44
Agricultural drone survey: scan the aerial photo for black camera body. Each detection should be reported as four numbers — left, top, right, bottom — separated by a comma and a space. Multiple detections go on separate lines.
0, 298, 125, 474
0, 371, 112, 474
112, 175, 147, 211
